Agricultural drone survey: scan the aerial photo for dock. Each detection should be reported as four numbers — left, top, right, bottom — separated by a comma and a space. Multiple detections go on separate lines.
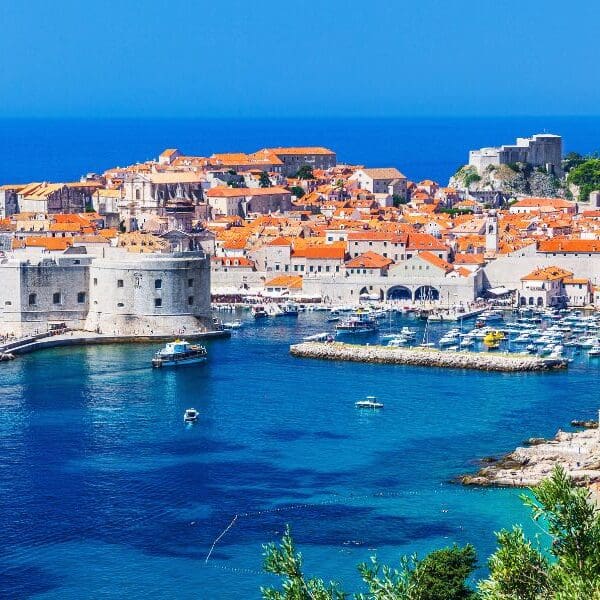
290, 341, 567, 372
0, 329, 230, 357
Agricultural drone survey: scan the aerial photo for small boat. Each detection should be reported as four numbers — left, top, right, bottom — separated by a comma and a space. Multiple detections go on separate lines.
336, 311, 379, 335
327, 316, 340, 323
252, 305, 268, 318
223, 320, 243, 329
184, 408, 199, 423
355, 396, 384, 409
152, 340, 208, 368
280, 302, 299, 317
302, 332, 334, 342
588, 344, 600, 357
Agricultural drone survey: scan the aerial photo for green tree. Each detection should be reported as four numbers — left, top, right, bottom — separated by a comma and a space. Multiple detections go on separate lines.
261, 526, 347, 600
296, 165, 315, 180
259, 172, 272, 188
480, 466, 600, 599
567, 158, 600, 201
290, 185, 305, 199
562, 152, 585, 173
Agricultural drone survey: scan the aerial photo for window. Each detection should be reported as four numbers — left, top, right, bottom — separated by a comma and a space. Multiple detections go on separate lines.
135, 188, 141, 200
73, 259, 80, 265
154, 298, 162, 307
93, 278, 98, 286
53, 292, 61, 304
28, 293, 37, 306
188, 296, 194, 305
154, 279, 162, 289
117, 302, 124, 307
77, 292, 86, 303
188, 278, 194, 287
117, 279, 124, 288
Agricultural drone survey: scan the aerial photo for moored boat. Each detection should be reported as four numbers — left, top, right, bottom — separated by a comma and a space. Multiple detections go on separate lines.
336, 311, 379, 335
151, 340, 208, 368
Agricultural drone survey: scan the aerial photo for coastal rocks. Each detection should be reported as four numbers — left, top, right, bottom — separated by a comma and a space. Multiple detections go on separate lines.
289, 342, 567, 373
571, 419, 598, 429
461, 427, 600, 488
0, 352, 15, 362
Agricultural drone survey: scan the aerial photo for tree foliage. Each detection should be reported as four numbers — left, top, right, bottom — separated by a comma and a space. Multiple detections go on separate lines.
262, 467, 600, 599
290, 185, 305, 199
567, 158, 600, 201
259, 172, 272, 188
296, 165, 315, 180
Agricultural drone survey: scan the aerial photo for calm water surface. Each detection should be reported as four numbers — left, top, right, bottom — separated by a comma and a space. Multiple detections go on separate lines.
1, 313, 598, 598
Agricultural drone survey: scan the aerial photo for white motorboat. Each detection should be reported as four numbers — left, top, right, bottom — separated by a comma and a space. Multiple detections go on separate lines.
355, 396, 384, 409
152, 340, 208, 368
588, 344, 600, 357
223, 320, 243, 329
184, 408, 199, 423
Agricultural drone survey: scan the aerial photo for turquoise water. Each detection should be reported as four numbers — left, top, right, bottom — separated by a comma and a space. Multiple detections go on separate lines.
1, 313, 599, 598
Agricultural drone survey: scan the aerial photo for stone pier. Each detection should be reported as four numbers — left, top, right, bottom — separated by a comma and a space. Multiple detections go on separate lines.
290, 342, 567, 372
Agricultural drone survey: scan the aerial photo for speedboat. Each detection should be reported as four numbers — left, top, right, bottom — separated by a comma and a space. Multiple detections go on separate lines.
184, 408, 199, 423
223, 320, 243, 329
355, 396, 384, 409
151, 340, 208, 368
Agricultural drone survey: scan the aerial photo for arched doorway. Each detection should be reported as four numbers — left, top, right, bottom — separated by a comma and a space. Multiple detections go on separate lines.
414, 285, 440, 301
387, 286, 412, 301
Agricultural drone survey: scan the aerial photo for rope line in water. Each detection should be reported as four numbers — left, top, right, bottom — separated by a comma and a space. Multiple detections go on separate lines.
203, 488, 453, 565
205, 514, 238, 563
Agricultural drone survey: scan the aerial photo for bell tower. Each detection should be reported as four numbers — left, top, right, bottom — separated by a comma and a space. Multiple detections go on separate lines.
486, 210, 498, 252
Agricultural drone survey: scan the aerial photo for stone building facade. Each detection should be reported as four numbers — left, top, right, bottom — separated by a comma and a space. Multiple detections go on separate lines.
0, 247, 212, 336
469, 134, 562, 175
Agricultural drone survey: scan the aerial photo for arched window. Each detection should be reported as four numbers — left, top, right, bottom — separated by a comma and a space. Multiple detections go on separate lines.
135, 188, 141, 200
537, 297, 544, 306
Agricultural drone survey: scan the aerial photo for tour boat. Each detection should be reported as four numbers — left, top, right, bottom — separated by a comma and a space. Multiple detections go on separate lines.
355, 396, 384, 409
151, 340, 208, 368
184, 408, 199, 423
335, 311, 379, 335
252, 305, 268, 318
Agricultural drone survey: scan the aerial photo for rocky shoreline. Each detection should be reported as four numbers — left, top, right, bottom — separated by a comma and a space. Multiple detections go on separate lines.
290, 342, 567, 372
461, 423, 600, 488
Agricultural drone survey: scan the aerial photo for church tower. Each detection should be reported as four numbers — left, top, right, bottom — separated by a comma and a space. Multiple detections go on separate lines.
485, 210, 498, 252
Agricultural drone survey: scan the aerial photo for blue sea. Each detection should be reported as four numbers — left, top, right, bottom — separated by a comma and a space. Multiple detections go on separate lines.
1, 116, 600, 185
2, 117, 600, 598
1, 313, 600, 599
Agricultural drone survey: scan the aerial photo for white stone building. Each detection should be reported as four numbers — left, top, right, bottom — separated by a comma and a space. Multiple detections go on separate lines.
0, 246, 212, 336
469, 134, 562, 175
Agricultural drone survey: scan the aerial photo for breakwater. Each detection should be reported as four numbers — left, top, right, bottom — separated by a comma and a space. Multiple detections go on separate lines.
1, 329, 230, 357
290, 342, 567, 372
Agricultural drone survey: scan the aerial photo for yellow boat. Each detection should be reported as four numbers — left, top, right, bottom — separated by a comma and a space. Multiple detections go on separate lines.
483, 330, 504, 348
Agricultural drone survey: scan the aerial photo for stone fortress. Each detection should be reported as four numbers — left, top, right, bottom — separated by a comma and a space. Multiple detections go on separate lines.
0, 246, 212, 337
468, 133, 563, 175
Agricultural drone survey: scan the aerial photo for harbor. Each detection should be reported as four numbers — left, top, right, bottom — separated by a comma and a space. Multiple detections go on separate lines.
290, 341, 567, 371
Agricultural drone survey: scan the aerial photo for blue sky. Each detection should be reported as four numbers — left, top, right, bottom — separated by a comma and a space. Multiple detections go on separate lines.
1, 0, 598, 118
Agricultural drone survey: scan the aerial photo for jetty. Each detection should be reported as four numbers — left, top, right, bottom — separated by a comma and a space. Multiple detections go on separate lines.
461, 424, 600, 488
0, 329, 230, 357
290, 341, 567, 372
